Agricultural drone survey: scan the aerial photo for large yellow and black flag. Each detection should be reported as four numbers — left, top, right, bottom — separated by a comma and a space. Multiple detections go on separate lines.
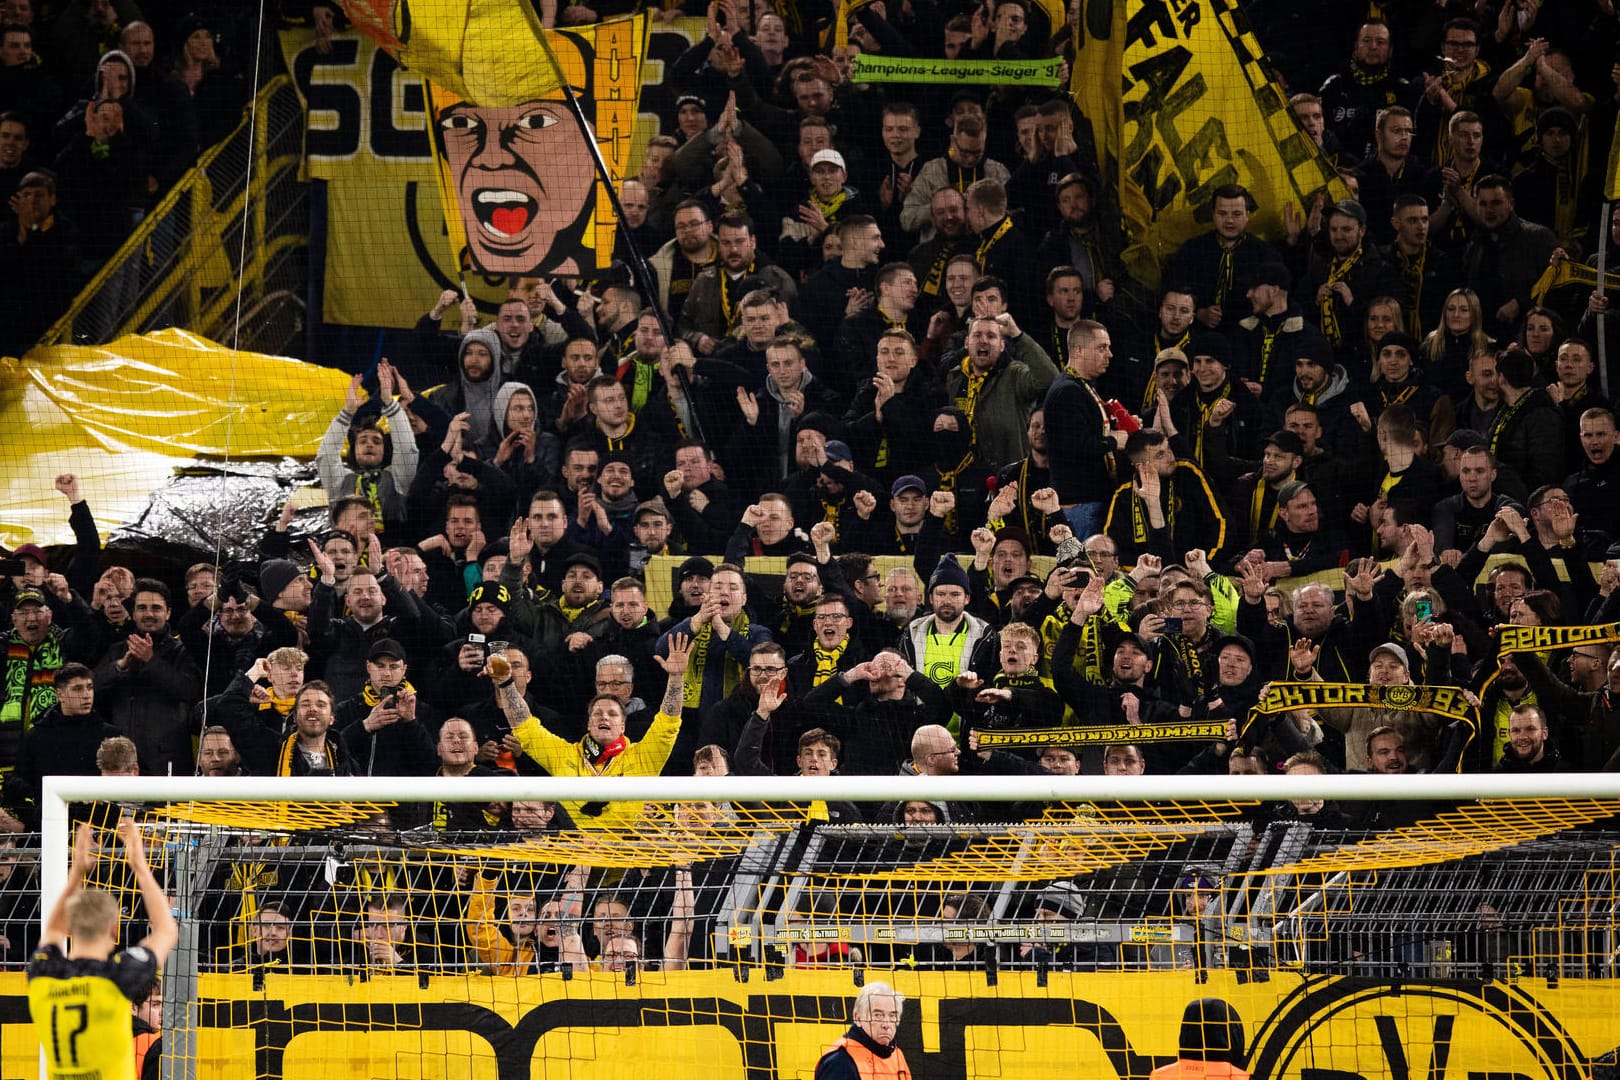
1070, 0, 1350, 287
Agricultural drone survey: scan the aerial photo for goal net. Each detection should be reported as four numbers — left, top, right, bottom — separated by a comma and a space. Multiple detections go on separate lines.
25, 774, 1620, 1080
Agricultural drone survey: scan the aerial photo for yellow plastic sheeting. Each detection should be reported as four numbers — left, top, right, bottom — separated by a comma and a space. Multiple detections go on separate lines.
0, 328, 350, 548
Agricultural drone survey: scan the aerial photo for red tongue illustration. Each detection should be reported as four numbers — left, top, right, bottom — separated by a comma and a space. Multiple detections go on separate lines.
491, 206, 529, 234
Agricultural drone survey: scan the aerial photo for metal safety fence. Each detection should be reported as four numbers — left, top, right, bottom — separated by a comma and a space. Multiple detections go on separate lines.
38, 75, 308, 358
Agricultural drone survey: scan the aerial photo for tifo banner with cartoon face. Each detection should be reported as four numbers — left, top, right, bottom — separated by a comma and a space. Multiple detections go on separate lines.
279, 16, 666, 328
425, 14, 646, 280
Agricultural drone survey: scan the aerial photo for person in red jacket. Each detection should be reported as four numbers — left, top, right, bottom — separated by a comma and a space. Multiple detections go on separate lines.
815, 981, 912, 1080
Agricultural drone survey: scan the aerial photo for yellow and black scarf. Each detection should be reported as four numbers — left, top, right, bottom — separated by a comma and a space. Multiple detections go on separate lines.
276, 733, 337, 776
601, 411, 637, 451
810, 188, 850, 222
811, 637, 849, 686
947, 154, 983, 193
1395, 246, 1427, 337
1489, 391, 1532, 455
558, 599, 594, 623
361, 679, 415, 706
1249, 474, 1290, 536
1319, 247, 1363, 344
258, 687, 297, 717
1129, 476, 1178, 543
683, 612, 752, 710
975, 216, 1014, 272
920, 241, 954, 298
1193, 383, 1232, 465
956, 356, 992, 431
719, 265, 754, 329
1379, 381, 1419, 413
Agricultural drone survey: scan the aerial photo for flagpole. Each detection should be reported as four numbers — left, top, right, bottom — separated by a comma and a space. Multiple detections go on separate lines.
534, 23, 708, 448
1599, 201, 1611, 399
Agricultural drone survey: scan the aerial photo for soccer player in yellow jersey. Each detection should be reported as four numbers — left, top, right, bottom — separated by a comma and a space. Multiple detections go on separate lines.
28, 821, 178, 1080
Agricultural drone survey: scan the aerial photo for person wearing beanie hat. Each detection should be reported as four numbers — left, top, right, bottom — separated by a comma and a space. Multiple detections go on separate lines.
898, 556, 994, 689
1226, 430, 1305, 549
315, 357, 420, 535
256, 559, 312, 643
1511, 107, 1583, 247
1170, 332, 1265, 475
1366, 330, 1455, 453
1300, 198, 1394, 358
1234, 258, 1323, 404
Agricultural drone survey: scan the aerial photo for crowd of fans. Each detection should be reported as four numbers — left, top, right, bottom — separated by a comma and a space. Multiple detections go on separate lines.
3, 0, 1620, 987
0, 0, 254, 352
4, 0, 1620, 815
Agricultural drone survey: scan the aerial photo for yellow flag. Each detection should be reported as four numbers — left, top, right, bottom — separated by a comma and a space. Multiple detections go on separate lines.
338, 0, 562, 106
1070, 0, 1350, 288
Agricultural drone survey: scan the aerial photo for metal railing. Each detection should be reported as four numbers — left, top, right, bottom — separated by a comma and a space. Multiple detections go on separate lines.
38, 75, 308, 357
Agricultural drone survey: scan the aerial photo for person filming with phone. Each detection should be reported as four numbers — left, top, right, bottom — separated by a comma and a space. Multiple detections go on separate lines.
334, 638, 441, 777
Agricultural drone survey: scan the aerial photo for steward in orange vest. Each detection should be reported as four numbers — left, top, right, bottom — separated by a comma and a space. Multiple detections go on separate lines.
1148, 998, 1251, 1080
815, 982, 912, 1080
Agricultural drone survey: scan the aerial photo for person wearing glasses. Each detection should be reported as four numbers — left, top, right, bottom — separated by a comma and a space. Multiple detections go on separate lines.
696, 642, 800, 776
788, 594, 870, 694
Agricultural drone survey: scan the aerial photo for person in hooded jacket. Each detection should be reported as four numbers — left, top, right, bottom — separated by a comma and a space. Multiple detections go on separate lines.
316, 359, 420, 535
425, 328, 504, 450
487, 381, 558, 508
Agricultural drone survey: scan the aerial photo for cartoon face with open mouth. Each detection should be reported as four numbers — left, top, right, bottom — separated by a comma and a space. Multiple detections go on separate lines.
438, 99, 597, 275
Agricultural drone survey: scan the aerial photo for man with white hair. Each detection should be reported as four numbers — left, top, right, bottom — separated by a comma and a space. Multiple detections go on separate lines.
815, 981, 910, 1080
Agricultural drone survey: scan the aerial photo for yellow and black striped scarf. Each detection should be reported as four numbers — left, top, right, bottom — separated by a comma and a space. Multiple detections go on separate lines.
1193, 384, 1232, 465
812, 637, 849, 686
361, 679, 415, 706
1319, 247, 1363, 345
1249, 474, 1291, 536
276, 733, 337, 776
810, 188, 849, 221
957, 356, 991, 430
1396, 246, 1426, 336
719, 265, 753, 329
682, 612, 752, 710
975, 216, 1014, 272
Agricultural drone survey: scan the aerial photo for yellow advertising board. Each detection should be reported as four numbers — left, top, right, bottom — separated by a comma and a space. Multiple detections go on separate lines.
2, 971, 1611, 1079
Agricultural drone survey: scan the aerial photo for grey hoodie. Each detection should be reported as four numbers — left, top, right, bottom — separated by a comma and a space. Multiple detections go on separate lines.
458, 328, 504, 447
492, 381, 536, 439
